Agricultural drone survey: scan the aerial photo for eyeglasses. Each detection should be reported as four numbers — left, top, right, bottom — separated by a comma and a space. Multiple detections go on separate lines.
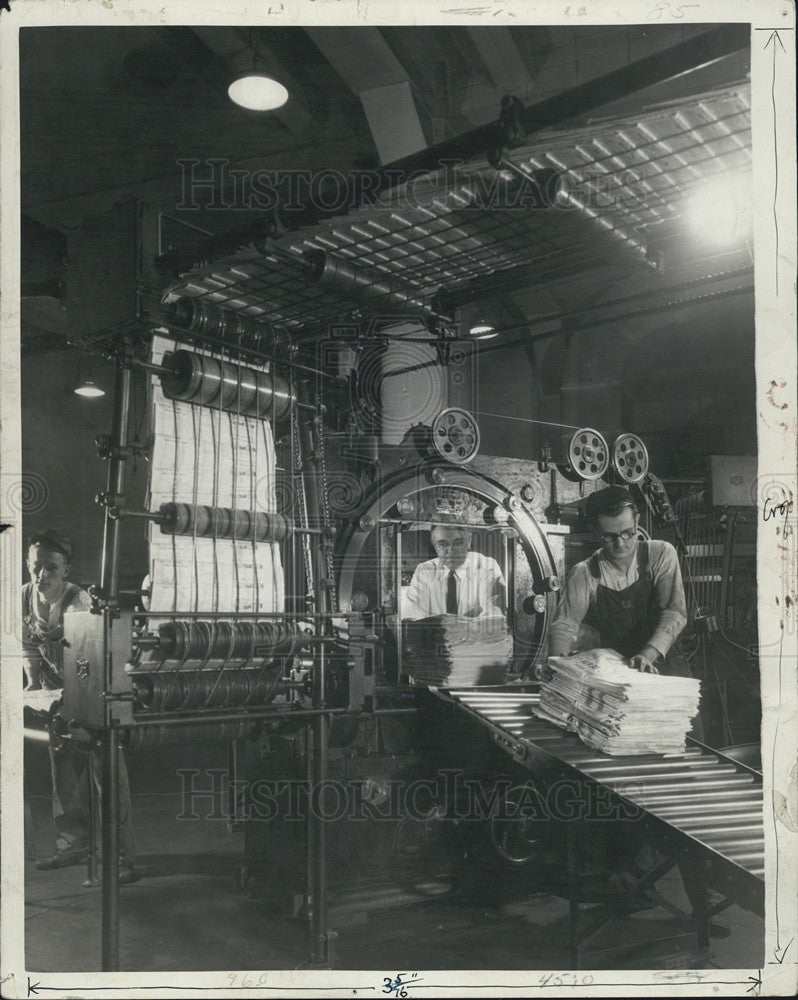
433, 539, 467, 551
600, 528, 638, 544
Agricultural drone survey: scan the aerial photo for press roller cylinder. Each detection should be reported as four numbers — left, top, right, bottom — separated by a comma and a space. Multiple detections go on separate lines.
159, 502, 292, 543
168, 297, 286, 347
160, 349, 295, 420
149, 619, 300, 661
133, 667, 281, 712
306, 250, 433, 317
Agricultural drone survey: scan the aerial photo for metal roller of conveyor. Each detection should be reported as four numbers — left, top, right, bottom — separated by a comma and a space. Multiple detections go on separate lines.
435, 688, 764, 910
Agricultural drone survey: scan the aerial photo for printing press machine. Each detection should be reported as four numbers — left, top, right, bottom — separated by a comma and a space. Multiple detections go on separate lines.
47, 314, 763, 970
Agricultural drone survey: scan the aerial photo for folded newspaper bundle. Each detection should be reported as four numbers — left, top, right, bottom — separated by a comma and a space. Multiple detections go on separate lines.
535, 648, 701, 755
403, 614, 512, 687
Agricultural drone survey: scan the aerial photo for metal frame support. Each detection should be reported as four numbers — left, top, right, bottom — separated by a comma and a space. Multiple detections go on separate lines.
99, 357, 132, 971
101, 725, 121, 970
566, 823, 580, 970
309, 645, 329, 965
300, 403, 333, 966
82, 748, 101, 889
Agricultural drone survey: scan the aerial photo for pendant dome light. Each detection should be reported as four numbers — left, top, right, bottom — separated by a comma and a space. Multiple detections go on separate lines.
74, 377, 106, 398
228, 73, 289, 111
469, 321, 498, 340
228, 30, 288, 112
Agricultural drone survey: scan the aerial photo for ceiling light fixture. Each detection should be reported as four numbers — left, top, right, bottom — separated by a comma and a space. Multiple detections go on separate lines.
685, 171, 753, 248
469, 322, 498, 340
228, 73, 289, 112
74, 377, 106, 398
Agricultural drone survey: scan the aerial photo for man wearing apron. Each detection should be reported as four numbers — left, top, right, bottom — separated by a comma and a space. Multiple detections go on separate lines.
545, 486, 727, 938
548, 485, 691, 683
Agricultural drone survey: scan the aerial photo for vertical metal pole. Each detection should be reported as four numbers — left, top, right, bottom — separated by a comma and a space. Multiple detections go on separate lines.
395, 526, 403, 682
99, 359, 131, 971
82, 749, 100, 888
227, 739, 243, 830
719, 508, 737, 628
101, 725, 120, 970
681, 850, 710, 950
300, 408, 330, 965
566, 824, 580, 970
309, 648, 328, 965
100, 360, 131, 600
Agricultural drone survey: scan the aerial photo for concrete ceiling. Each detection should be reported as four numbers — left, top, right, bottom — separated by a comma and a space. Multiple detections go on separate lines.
21, 24, 748, 233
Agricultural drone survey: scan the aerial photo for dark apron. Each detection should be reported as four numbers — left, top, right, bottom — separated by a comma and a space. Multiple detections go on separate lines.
583, 542, 705, 902
582, 542, 693, 679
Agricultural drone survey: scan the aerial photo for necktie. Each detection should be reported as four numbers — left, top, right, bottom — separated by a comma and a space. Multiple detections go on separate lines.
446, 570, 458, 615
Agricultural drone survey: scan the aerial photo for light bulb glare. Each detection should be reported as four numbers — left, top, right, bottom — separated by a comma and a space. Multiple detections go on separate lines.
74, 379, 106, 398
228, 74, 289, 112
469, 323, 498, 340
685, 172, 752, 248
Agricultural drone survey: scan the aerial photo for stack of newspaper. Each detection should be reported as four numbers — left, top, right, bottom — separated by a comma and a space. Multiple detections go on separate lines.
403, 615, 512, 687
535, 648, 701, 755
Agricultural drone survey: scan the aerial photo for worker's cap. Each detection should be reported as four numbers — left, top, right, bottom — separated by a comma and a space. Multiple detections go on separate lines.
584, 486, 638, 523
28, 528, 73, 562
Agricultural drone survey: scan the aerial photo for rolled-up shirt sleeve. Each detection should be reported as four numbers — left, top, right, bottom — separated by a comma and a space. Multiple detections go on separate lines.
648, 541, 688, 657
548, 562, 594, 656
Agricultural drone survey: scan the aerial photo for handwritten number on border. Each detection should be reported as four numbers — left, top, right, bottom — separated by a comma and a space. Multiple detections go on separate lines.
648, 2, 699, 19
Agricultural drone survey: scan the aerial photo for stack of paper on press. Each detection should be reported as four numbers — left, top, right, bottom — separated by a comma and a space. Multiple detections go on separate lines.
535, 648, 701, 755
403, 615, 512, 687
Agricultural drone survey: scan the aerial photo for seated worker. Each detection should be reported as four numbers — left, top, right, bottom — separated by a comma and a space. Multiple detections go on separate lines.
23, 528, 138, 883
546, 485, 689, 677
402, 524, 506, 621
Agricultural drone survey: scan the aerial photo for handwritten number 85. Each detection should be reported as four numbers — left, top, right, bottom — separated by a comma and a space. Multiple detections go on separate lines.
648, 1, 698, 18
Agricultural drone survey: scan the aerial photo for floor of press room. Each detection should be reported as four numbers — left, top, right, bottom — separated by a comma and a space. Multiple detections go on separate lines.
23, 741, 764, 974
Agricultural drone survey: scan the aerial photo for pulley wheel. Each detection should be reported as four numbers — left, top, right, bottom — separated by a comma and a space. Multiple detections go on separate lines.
612, 433, 649, 484
489, 785, 549, 866
430, 408, 480, 465
567, 428, 609, 481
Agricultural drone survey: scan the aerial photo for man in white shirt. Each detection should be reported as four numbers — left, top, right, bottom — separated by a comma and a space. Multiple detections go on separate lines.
402, 524, 506, 621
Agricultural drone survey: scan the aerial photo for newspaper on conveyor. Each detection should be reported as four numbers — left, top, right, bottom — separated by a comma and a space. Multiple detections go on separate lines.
535, 648, 701, 755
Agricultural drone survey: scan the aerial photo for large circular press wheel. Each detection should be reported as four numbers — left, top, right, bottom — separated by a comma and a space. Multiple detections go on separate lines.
567, 428, 609, 481
612, 433, 649, 484
430, 408, 480, 465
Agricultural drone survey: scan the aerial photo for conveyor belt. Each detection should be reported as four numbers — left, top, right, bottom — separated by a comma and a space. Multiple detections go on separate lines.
436, 687, 764, 914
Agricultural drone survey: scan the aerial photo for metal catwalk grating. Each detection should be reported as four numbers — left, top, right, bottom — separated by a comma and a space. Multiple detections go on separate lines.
162, 85, 751, 334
